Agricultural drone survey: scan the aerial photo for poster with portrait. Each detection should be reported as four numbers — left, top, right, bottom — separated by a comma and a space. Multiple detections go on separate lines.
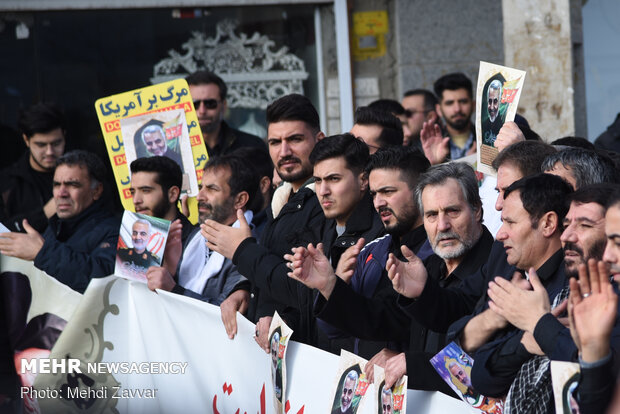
330, 350, 372, 414
550, 361, 581, 414
373, 365, 407, 414
115, 211, 171, 282
430, 342, 504, 413
475, 61, 526, 176
121, 109, 198, 196
268, 312, 293, 414
95, 79, 208, 224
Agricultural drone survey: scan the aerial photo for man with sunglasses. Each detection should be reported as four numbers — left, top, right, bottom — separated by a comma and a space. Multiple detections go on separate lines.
401, 89, 440, 149
186, 71, 267, 157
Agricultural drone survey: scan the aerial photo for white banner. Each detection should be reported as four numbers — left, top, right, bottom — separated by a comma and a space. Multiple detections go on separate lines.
11, 275, 470, 413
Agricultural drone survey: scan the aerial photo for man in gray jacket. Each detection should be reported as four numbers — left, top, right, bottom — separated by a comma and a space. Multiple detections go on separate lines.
145, 154, 258, 305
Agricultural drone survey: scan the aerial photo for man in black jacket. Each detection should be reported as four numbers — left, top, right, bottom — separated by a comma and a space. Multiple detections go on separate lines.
0, 150, 119, 293
0, 103, 67, 233
186, 70, 267, 157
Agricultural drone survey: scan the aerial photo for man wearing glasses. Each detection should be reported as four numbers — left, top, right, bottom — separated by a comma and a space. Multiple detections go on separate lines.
186, 70, 267, 157
401, 89, 440, 148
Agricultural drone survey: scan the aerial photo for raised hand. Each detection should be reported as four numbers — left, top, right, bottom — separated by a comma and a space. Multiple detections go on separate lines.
334, 237, 365, 283
285, 243, 337, 299
568, 259, 618, 363
386, 245, 428, 299
494, 121, 525, 152
202, 209, 252, 259
487, 268, 550, 333
163, 219, 183, 276
420, 121, 450, 165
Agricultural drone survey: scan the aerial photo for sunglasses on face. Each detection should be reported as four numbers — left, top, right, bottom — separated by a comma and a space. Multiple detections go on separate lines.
193, 99, 220, 109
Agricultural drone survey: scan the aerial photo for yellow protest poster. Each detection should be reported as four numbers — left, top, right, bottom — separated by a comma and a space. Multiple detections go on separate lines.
95, 79, 207, 224
351, 10, 389, 61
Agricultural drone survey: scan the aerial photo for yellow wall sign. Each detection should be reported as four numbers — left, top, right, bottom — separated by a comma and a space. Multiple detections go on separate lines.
352, 10, 389, 61
94, 79, 207, 224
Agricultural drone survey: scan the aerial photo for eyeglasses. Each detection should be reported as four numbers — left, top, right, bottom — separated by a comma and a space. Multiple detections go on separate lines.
193, 99, 221, 109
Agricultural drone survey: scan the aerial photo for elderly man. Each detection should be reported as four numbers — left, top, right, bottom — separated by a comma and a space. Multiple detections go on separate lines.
0, 150, 119, 293
140, 123, 183, 168
117, 219, 159, 270
332, 370, 358, 414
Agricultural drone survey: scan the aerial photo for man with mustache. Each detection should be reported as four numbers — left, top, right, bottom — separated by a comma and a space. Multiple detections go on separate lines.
117, 218, 160, 271
186, 70, 266, 157
145, 154, 258, 305
332, 370, 359, 414
200, 94, 326, 339
481, 79, 503, 145
0, 150, 119, 293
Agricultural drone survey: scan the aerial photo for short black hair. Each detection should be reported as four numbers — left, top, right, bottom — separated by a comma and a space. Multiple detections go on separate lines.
569, 183, 620, 208
18, 102, 67, 139
504, 173, 572, 228
551, 136, 595, 151
266, 94, 320, 135
231, 147, 273, 181
309, 133, 369, 175
56, 150, 107, 187
204, 154, 259, 211
492, 141, 557, 176
130, 156, 183, 202
606, 185, 620, 210
403, 89, 438, 110
185, 70, 227, 100
433, 73, 473, 100
231, 147, 273, 213
365, 146, 430, 189
368, 99, 406, 116
354, 106, 403, 147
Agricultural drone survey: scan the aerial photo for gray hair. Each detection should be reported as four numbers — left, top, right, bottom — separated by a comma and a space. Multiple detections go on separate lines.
345, 370, 359, 383
415, 162, 482, 220
142, 124, 166, 141
542, 148, 617, 189
133, 218, 152, 234
489, 79, 502, 94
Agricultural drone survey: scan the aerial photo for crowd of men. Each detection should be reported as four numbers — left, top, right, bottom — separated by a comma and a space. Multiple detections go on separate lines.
1, 69, 620, 414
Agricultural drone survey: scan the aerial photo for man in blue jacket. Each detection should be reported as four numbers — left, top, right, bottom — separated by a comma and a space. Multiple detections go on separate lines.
0, 150, 119, 293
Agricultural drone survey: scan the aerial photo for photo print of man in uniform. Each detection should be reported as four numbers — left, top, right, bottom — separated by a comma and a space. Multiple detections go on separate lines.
481, 73, 507, 146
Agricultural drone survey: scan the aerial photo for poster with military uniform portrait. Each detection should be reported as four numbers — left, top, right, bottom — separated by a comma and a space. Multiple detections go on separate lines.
475, 61, 526, 175
373, 365, 407, 414
267, 312, 293, 414
115, 211, 170, 282
330, 350, 372, 414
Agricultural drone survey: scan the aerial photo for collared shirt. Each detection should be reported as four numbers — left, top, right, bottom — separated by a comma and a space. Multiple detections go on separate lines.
449, 130, 475, 160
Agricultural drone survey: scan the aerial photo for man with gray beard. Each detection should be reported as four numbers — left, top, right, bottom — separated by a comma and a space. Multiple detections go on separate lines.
288, 162, 494, 396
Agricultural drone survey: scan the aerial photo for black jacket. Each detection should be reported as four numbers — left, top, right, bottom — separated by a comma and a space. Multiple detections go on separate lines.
234, 190, 383, 348
0, 152, 53, 233
207, 121, 267, 157
315, 226, 494, 395
238, 184, 325, 323
33, 200, 119, 293
468, 249, 567, 398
